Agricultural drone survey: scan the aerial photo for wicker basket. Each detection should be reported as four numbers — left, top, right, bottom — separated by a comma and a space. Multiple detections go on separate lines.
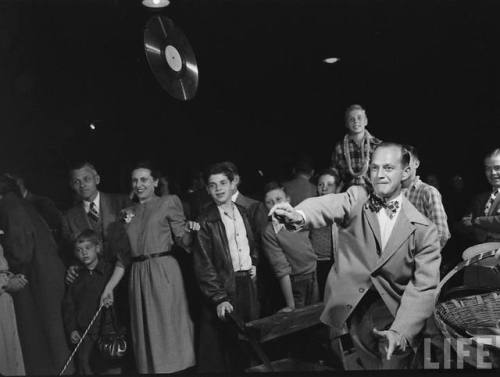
434, 248, 500, 368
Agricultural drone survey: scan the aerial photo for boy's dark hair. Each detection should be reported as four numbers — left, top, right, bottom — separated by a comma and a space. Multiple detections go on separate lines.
263, 181, 288, 196
294, 160, 314, 175
205, 162, 235, 183
74, 229, 102, 251
316, 168, 341, 184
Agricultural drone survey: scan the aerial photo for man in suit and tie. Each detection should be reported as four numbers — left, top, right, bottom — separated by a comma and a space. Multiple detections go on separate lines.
459, 148, 500, 243
61, 161, 133, 371
269, 142, 441, 369
62, 162, 131, 267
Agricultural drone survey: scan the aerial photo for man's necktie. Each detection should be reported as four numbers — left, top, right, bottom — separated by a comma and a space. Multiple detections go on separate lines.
484, 189, 499, 216
88, 202, 99, 222
367, 194, 400, 219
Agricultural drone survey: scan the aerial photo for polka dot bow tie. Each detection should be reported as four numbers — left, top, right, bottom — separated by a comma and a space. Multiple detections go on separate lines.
367, 194, 400, 219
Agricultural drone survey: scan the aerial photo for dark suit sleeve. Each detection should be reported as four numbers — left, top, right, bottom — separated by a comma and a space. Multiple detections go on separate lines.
0, 202, 35, 274
60, 213, 77, 266
62, 285, 77, 336
37, 196, 62, 229
193, 221, 230, 306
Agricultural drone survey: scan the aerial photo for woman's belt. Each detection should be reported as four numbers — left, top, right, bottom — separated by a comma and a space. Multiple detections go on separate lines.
131, 251, 170, 263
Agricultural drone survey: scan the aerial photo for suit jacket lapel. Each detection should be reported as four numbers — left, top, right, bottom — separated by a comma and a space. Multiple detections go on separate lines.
373, 200, 415, 272
76, 204, 92, 230
363, 205, 383, 255
487, 191, 500, 216
100, 193, 114, 237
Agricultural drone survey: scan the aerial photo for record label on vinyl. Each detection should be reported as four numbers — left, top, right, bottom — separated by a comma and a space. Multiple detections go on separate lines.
144, 15, 199, 100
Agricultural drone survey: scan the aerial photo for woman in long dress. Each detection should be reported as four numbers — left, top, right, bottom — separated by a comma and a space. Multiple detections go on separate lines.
0, 239, 26, 376
101, 162, 197, 373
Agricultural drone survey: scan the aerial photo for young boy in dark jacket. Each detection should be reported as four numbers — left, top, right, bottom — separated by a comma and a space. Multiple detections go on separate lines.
62, 229, 115, 375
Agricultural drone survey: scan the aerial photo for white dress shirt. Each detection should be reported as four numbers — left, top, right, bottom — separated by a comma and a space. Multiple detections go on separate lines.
217, 203, 252, 272
83, 191, 100, 215
375, 193, 403, 250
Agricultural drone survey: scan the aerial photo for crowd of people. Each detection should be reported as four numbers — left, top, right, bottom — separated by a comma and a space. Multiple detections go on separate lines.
0, 103, 499, 375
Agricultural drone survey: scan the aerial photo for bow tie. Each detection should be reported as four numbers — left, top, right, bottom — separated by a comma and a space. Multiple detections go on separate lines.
367, 194, 400, 219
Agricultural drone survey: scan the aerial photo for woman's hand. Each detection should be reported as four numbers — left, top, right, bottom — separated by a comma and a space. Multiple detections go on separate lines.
5, 274, 28, 293
100, 286, 114, 308
216, 301, 234, 320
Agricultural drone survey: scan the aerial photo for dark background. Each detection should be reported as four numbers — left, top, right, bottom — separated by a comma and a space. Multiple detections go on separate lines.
0, 0, 498, 207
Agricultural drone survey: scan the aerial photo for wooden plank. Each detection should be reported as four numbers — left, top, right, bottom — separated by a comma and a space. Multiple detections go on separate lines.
245, 303, 325, 343
246, 357, 337, 372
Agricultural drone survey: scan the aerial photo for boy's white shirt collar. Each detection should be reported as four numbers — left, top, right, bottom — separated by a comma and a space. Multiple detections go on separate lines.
231, 190, 239, 202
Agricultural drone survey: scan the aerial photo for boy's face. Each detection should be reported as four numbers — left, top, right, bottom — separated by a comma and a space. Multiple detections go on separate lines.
207, 173, 236, 205
264, 188, 289, 211
345, 109, 367, 135
75, 240, 100, 268
317, 174, 337, 196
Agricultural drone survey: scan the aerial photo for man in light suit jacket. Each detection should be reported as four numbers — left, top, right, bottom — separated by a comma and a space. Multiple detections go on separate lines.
269, 143, 441, 369
459, 148, 500, 243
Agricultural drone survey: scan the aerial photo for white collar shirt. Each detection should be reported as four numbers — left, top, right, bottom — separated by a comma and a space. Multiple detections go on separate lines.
83, 191, 100, 215
217, 203, 252, 272
375, 193, 403, 251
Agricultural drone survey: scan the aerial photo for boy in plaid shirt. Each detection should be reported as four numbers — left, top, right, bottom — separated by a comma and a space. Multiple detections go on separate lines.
402, 145, 450, 249
331, 104, 381, 189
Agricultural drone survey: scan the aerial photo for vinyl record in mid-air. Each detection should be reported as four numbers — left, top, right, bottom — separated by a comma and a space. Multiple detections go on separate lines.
144, 15, 199, 101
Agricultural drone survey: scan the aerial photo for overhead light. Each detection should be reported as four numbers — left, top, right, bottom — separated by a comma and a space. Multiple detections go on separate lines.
89, 123, 96, 130
323, 57, 340, 64
142, 0, 170, 8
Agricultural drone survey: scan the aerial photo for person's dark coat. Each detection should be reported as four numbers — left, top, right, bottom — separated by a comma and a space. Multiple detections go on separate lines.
0, 192, 72, 375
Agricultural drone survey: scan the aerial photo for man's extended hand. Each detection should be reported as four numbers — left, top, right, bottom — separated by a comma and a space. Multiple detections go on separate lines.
268, 203, 304, 230
373, 328, 408, 360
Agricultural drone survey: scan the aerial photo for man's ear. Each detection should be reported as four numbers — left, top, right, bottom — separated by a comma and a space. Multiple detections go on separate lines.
95, 174, 101, 186
401, 165, 411, 181
414, 159, 420, 170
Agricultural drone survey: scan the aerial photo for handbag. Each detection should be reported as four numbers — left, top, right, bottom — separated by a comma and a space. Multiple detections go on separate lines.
97, 306, 128, 360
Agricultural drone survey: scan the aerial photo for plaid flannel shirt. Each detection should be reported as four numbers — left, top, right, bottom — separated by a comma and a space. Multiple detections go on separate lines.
332, 134, 382, 187
403, 176, 450, 248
